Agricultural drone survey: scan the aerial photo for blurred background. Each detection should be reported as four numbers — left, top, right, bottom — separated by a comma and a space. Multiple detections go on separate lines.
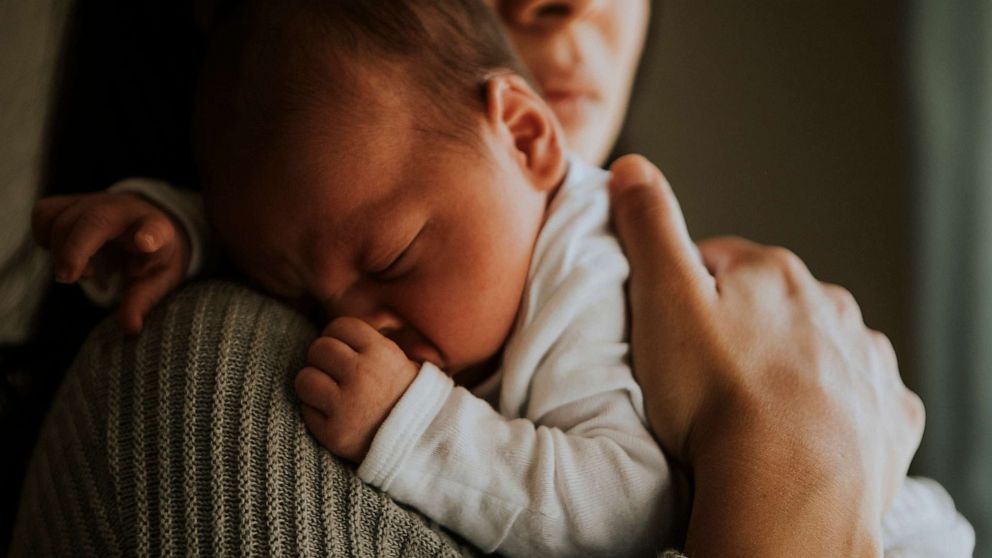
616, 2, 990, 554
1, 0, 989, 554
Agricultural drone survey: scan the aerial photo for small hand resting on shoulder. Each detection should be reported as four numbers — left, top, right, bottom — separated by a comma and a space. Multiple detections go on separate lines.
296, 317, 419, 463
31, 189, 192, 334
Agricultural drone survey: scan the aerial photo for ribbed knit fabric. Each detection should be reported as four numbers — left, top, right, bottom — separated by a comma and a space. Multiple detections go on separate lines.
10, 281, 478, 557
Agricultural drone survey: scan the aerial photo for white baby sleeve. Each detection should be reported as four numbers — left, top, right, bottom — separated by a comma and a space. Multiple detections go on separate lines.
358, 362, 676, 558
882, 477, 975, 557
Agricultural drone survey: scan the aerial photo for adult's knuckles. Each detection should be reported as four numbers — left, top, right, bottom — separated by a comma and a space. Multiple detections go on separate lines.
763, 246, 810, 278
870, 330, 899, 369
823, 284, 864, 326
901, 389, 926, 431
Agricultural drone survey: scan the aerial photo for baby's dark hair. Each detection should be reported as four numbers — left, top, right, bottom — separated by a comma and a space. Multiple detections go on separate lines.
194, 0, 532, 190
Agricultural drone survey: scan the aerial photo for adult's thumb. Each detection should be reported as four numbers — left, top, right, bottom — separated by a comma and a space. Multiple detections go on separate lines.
608, 155, 712, 301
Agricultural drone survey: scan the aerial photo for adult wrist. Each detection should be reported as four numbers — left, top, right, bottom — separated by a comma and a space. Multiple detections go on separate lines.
683, 398, 883, 557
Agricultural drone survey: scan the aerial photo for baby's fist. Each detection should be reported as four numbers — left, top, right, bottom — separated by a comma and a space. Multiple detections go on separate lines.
295, 317, 419, 462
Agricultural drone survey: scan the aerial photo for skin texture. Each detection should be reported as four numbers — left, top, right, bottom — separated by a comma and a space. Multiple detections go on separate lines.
607, 155, 925, 556
492, 0, 650, 165
207, 73, 568, 461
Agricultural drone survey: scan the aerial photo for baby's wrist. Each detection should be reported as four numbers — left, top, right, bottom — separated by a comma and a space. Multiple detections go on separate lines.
357, 363, 453, 489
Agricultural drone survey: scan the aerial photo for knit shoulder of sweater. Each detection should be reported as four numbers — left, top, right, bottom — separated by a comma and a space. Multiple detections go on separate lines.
12, 280, 479, 557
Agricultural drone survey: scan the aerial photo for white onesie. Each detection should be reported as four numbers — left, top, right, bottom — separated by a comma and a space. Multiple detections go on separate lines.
357, 157, 681, 556
108, 157, 974, 557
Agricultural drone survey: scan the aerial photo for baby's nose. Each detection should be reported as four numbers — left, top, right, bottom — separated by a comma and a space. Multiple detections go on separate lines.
358, 310, 404, 337
328, 286, 403, 335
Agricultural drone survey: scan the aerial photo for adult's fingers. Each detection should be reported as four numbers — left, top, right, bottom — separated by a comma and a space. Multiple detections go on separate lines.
608, 155, 714, 304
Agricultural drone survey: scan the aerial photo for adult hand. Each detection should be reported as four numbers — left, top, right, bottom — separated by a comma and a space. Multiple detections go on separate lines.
608, 155, 925, 557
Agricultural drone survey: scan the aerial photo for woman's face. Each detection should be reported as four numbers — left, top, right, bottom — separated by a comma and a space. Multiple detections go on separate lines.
491, 0, 651, 164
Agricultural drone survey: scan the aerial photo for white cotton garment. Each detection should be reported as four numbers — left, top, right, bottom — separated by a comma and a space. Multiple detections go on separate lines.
111, 160, 974, 558
357, 157, 684, 557
883, 477, 974, 557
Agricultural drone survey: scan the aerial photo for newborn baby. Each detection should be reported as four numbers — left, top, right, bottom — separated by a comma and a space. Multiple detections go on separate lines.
32, 0, 973, 556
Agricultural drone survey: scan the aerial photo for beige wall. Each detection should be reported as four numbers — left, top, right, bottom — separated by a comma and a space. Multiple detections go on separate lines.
0, 0, 69, 342
617, 1, 916, 381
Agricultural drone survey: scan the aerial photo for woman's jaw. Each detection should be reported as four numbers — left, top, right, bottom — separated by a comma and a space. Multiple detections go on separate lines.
492, 0, 651, 165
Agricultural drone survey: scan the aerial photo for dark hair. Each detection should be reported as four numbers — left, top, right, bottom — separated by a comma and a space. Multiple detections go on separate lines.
194, 0, 532, 191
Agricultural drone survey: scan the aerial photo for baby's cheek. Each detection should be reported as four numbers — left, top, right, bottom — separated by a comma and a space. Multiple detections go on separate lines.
424, 277, 524, 369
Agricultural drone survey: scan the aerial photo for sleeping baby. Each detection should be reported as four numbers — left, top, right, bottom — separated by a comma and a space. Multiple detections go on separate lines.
32, 0, 973, 556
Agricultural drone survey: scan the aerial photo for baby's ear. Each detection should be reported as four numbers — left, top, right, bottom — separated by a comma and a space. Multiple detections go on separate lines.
483, 74, 567, 193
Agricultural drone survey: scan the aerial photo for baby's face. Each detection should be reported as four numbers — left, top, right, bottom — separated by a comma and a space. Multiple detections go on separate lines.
216, 105, 553, 378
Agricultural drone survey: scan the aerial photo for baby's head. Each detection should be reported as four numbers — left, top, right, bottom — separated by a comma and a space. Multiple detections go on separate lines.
195, 0, 569, 377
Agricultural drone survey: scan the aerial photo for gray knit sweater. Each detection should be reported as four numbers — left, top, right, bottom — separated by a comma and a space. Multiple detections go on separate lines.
10, 281, 687, 557
11, 281, 479, 557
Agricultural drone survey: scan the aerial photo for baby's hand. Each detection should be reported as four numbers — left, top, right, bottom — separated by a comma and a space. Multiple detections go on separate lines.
295, 317, 419, 462
31, 192, 191, 334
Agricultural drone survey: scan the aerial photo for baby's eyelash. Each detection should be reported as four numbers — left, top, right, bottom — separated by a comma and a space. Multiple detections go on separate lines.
372, 247, 408, 278
370, 227, 424, 281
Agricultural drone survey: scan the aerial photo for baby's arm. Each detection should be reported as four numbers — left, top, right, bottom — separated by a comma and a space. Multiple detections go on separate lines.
31, 178, 206, 333
359, 365, 677, 558
298, 309, 678, 558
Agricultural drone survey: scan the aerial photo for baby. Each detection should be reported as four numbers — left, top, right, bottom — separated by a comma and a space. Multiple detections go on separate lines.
32, 0, 973, 556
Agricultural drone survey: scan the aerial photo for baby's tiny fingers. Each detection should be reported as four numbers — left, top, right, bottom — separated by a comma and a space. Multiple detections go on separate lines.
130, 214, 175, 253
57, 203, 134, 283
31, 195, 81, 249
118, 269, 182, 335
300, 404, 327, 430
323, 317, 384, 352
307, 336, 356, 378
300, 404, 342, 455
295, 367, 340, 415
48, 203, 93, 283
